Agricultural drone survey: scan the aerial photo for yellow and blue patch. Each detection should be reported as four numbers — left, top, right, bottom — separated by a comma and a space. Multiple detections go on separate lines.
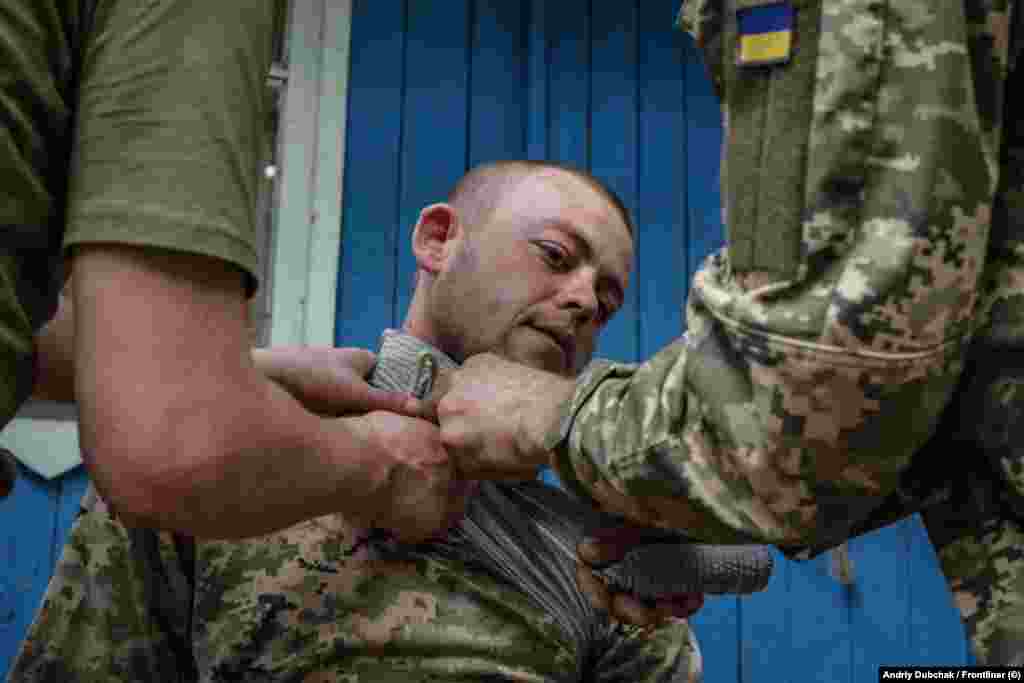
736, 2, 794, 67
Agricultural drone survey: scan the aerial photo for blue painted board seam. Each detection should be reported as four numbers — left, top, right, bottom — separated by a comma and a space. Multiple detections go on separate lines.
393, 0, 410, 328
680, 39, 692, 298
632, 0, 643, 362
465, 0, 475, 173
584, 0, 593, 172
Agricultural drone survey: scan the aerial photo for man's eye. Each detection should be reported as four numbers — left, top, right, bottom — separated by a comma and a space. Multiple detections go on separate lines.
538, 242, 571, 270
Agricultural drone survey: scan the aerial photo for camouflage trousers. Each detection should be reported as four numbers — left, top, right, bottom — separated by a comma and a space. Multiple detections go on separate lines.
931, 516, 1024, 666
7, 489, 699, 682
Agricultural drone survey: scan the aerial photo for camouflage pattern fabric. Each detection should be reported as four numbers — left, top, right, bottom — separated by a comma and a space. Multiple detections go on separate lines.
8, 488, 699, 682
548, 0, 1023, 665
189, 511, 698, 682
8, 334, 700, 682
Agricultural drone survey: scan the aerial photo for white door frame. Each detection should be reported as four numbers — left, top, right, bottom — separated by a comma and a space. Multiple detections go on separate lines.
2, 0, 354, 480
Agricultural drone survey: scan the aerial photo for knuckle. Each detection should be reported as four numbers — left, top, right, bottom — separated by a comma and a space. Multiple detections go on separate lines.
437, 390, 459, 413
438, 423, 463, 448
575, 563, 611, 609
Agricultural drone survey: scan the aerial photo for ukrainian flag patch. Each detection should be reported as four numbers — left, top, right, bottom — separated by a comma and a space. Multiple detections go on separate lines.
736, 2, 794, 67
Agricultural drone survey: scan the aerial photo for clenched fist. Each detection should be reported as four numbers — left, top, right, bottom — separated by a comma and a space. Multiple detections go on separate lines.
342, 411, 469, 542
426, 353, 576, 480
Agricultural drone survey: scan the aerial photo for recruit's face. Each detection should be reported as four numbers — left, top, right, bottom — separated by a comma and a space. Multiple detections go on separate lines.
428, 169, 633, 377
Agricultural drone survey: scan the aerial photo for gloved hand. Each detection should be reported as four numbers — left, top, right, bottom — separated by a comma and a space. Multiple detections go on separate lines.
576, 523, 773, 628
576, 525, 705, 627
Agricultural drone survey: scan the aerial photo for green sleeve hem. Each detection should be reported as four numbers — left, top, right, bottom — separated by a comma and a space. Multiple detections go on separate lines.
65, 205, 260, 296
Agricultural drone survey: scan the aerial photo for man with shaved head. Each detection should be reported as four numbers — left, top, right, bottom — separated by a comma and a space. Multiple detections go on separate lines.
447, 160, 634, 238
10, 160, 702, 683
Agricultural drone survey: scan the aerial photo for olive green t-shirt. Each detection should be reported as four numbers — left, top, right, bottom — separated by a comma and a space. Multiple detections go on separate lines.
0, 0, 272, 426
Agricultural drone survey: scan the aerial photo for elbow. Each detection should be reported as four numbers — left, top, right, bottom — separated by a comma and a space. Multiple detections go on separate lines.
78, 410, 216, 532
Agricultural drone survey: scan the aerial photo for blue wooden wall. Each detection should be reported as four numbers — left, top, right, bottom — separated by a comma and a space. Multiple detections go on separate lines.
0, 0, 972, 680
0, 464, 89, 677
334, 1, 974, 683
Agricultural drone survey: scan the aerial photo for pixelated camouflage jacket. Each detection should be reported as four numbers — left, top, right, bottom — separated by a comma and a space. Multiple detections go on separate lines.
548, 0, 1024, 559
8, 472, 699, 682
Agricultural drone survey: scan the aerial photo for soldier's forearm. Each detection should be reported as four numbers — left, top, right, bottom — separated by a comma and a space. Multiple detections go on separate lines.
550, 321, 964, 552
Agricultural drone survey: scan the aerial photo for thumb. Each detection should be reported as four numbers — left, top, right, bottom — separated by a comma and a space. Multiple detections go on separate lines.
418, 367, 454, 424
333, 347, 378, 377
355, 386, 425, 418
330, 348, 424, 416
577, 525, 654, 568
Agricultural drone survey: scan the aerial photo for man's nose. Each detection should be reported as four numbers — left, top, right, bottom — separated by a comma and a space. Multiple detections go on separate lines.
560, 269, 600, 324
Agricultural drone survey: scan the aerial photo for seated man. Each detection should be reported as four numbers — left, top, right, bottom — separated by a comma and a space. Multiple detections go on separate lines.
8, 160, 700, 682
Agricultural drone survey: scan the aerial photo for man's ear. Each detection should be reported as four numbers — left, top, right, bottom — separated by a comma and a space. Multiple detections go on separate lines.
412, 203, 461, 275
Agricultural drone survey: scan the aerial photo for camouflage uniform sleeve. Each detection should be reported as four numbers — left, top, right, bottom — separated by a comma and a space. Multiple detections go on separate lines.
922, 7, 1024, 661
550, 0, 1016, 555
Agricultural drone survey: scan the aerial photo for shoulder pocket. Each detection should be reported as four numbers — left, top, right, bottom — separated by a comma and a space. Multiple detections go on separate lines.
722, 0, 822, 286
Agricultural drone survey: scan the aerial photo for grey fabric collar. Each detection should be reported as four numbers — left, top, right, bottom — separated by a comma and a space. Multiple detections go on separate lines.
370, 328, 459, 399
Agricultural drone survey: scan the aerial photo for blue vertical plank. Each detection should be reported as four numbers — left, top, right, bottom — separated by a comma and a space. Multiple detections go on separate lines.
54, 468, 90, 563
590, 0, 638, 363
690, 595, 742, 683
737, 552, 794, 683
849, 520, 914, 676
681, 35, 724, 285
394, 0, 472, 323
469, 0, 528, 165
790, 552, 854, 682
336, 0, 406, 349
906, 515, 971, 665
526, 0, 548, 160
546, 0, 589, 169
737, 558, 789, 683
744, 551, 853, 683
0, 467, 59, 678
636, 0, 687, 361
741, 548, 851, 683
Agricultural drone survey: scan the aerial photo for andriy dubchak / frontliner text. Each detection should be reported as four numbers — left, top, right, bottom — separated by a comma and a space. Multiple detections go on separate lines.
881, 669, 1021, 680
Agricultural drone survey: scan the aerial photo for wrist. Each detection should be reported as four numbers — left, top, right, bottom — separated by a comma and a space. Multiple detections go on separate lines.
320, 413, 391, 510
520, 376, 576, 467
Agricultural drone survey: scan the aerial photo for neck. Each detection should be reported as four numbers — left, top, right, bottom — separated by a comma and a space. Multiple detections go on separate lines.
401, 284, 447, 353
